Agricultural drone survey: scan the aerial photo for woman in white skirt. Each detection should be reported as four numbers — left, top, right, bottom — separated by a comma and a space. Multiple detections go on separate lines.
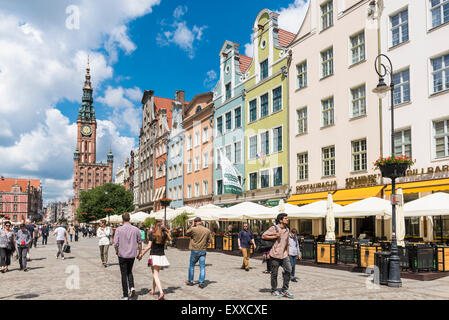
139, 222, 171, 300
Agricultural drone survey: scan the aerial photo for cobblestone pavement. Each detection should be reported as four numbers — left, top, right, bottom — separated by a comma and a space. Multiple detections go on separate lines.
1, 236, 449, 300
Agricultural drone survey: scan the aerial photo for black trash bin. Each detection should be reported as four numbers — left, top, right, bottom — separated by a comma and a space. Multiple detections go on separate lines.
301, 239, 316, 259
374, 251, 391, 286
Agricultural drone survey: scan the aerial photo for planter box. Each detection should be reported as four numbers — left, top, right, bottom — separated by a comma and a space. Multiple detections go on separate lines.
358, 245, 382, 268
316, 243, 336, 264
207, 236, 215, 249
223, 236, 233, 251
379, 163, 409, 179
301, 239, 316, 260
215, 236, 223, 250
175, 237, 190, 250
338, 244, 357, 264
436, 246, 449, 272
232, 235, 239, 251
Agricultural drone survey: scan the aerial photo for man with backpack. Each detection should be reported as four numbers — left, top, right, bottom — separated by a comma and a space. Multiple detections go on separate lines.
262, 213, 293, 298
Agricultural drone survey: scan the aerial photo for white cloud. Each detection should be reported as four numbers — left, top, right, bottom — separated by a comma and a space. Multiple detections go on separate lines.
244, 42, 254, 58
277, 0, 309, 34
0, 0, 159, 203
157, 6, 207, 59
203, 70, 217, 88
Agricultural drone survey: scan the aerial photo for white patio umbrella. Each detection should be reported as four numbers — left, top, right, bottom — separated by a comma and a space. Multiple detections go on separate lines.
220, 202, 259, 221
187, 204, 223, 221
404, 192, 449, 217
150, 207, 178, 221
333, 197, 392, 218
426, 216, 434, 242
130, 211, 152, 223
286, 200, 340, 219
238, 202, 279, 220
396, 188, 406, 247
108, 215, 123, 224
174, 206, 197, 215
325, 193, 336, 241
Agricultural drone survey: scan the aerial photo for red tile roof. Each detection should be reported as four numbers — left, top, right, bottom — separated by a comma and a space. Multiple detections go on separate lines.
239, 55, 253, 73
278, 29, 296, 47
0, 178, 40, 193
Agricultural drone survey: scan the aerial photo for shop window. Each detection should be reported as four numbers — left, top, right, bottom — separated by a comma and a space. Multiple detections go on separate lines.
299, 220, 312, 235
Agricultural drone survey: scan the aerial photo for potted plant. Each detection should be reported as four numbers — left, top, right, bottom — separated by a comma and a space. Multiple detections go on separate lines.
159, 198, 172, 207
374, 155, 415, 179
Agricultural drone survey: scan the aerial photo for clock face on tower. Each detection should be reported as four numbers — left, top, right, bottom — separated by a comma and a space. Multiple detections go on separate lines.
81, 125, 92, 136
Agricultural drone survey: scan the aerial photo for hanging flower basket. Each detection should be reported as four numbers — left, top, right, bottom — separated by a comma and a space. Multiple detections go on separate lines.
374, 155, 415, 179
160, 198, 172, 207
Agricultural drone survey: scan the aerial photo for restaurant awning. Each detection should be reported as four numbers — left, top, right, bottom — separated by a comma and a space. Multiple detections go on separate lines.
287, 191, 332, 205
332, 186, 385, 205
384, 178, 449, 195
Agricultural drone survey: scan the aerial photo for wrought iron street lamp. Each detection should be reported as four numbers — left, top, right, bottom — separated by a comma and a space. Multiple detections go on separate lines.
373, 53, 402, 288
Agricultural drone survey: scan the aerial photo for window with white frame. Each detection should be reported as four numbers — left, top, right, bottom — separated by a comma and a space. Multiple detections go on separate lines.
434, 119, 449, 158
249, 172, 257, 190
194, 132, 200, 147
431, 53, 449, 93
187, 184, 192, 198
249, 99, 257, 122
202, 127, 209, 143
394, 129, 412, 158
272, 87, 282, 113
297, 107, 307, 134
321, 1, 333, 30
430, 0, 449, 29
261, 131, 269, 156
216, 148, 222, 169
203, 152, 209, 168
225, 111, 232, 131
260, 169, 270, 188
273, 126, 282, 153
321, 47, 334, 78
203, 180, 208, 196
195, 156, 200, 171
297, 61, 307, 89
173, 165, 177, 178
351, 85, 366, 118
168, 188, 172, 200
178, 187, 182, 200
350, 32, 365, 65
260, 59, 269, 80
390, 9, 409, 47
352, 139, 367, 172
297, 152, 308, 181
225, 82, 232, 100
178, 165, 182, 177
195, 183, 200, 197
273, 167, 283, 186
393, 69, 410, 105
225, 145, 232, 161
169, 167, 172, 180
187, 135, 192, 150
249, 136, 258, 159
234, 141, 241, 164
187, 158, 192, 173
260, 93, 269, 118
235, 107, 242, 128
322, 146, 336, 177
173, 187, 177, 200
322, 97, 334, 127
217, 117, 223, 135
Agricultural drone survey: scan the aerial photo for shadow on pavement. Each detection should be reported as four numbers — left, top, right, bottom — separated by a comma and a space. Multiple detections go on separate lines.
259, 288, 272, 293
30, 258, 47, 261
15, 293, 39, 299
27, 267, 45, 271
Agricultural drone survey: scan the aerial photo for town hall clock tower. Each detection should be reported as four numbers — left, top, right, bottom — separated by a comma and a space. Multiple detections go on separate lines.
72, 58, 113, 216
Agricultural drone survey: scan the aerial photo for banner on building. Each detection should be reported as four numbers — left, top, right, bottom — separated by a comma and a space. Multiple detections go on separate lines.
220, 149, 243, 195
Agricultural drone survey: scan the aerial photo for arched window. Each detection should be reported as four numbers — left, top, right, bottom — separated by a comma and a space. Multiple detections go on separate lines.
196, 105, 202, 113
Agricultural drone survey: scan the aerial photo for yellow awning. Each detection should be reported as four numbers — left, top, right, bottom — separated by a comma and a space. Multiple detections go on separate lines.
385, 178, 449, 195
332, 185, 385, 205
287, 191, 331, 205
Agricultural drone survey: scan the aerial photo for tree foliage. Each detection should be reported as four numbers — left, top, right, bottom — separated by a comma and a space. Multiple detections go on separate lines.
76, 183, 134, 223
143, 217, 157, 229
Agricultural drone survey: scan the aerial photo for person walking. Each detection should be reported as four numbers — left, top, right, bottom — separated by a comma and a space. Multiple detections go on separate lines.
138, 222, 172, 300
16, 224, 32, 271
74, 225, 79, 242
53, 223, 69, 260
32, 224, 40, 248
88, 226, 93, 238
41, 224, 49, 245
0, 221, 16, 273
113, 213, 142, 300
288, 229, 301, 282
238, 223, 256, 272
25, 220, 34, 261
68, 225, 75, 242
262, 213, 293, 298
185, 217, 212, 289
97, 220, 112, 268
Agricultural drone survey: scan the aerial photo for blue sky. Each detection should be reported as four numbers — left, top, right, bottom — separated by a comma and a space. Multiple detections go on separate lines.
0, 0, 308, 204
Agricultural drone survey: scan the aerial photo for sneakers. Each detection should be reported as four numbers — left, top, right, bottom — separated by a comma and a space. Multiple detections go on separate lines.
245, 268, 250, 272
291, 277, 298, 282
198, 283, 205, 289
62, 257, 65, 260
129, 288, 136, 299
271, 291, 281, 297
281, 291, 294, 299
120, 297, 129, 300
185, 280, 194, 286
263, 270, 271, 274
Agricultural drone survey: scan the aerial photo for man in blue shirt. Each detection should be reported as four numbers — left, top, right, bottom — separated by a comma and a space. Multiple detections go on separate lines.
238, 223, 256, 271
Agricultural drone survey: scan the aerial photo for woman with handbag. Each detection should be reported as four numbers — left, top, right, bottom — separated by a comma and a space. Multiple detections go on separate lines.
0, 221, 16, 273
138, 222, 172, 300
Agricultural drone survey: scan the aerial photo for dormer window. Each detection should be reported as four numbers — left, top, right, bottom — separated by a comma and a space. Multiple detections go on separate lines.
196, 105, 202, 113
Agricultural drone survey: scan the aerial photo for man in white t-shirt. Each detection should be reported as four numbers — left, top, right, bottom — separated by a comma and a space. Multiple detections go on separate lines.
53, 223, 69, 260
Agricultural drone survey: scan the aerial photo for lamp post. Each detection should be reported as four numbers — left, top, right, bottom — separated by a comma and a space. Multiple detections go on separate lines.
372, 53, 402, 288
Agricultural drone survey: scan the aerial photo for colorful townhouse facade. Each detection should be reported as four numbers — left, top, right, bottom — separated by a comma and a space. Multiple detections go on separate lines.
243, 9, 295, 206
212, 41, 252, 207
182, 92, 214, 208
167, 90, 188, 209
